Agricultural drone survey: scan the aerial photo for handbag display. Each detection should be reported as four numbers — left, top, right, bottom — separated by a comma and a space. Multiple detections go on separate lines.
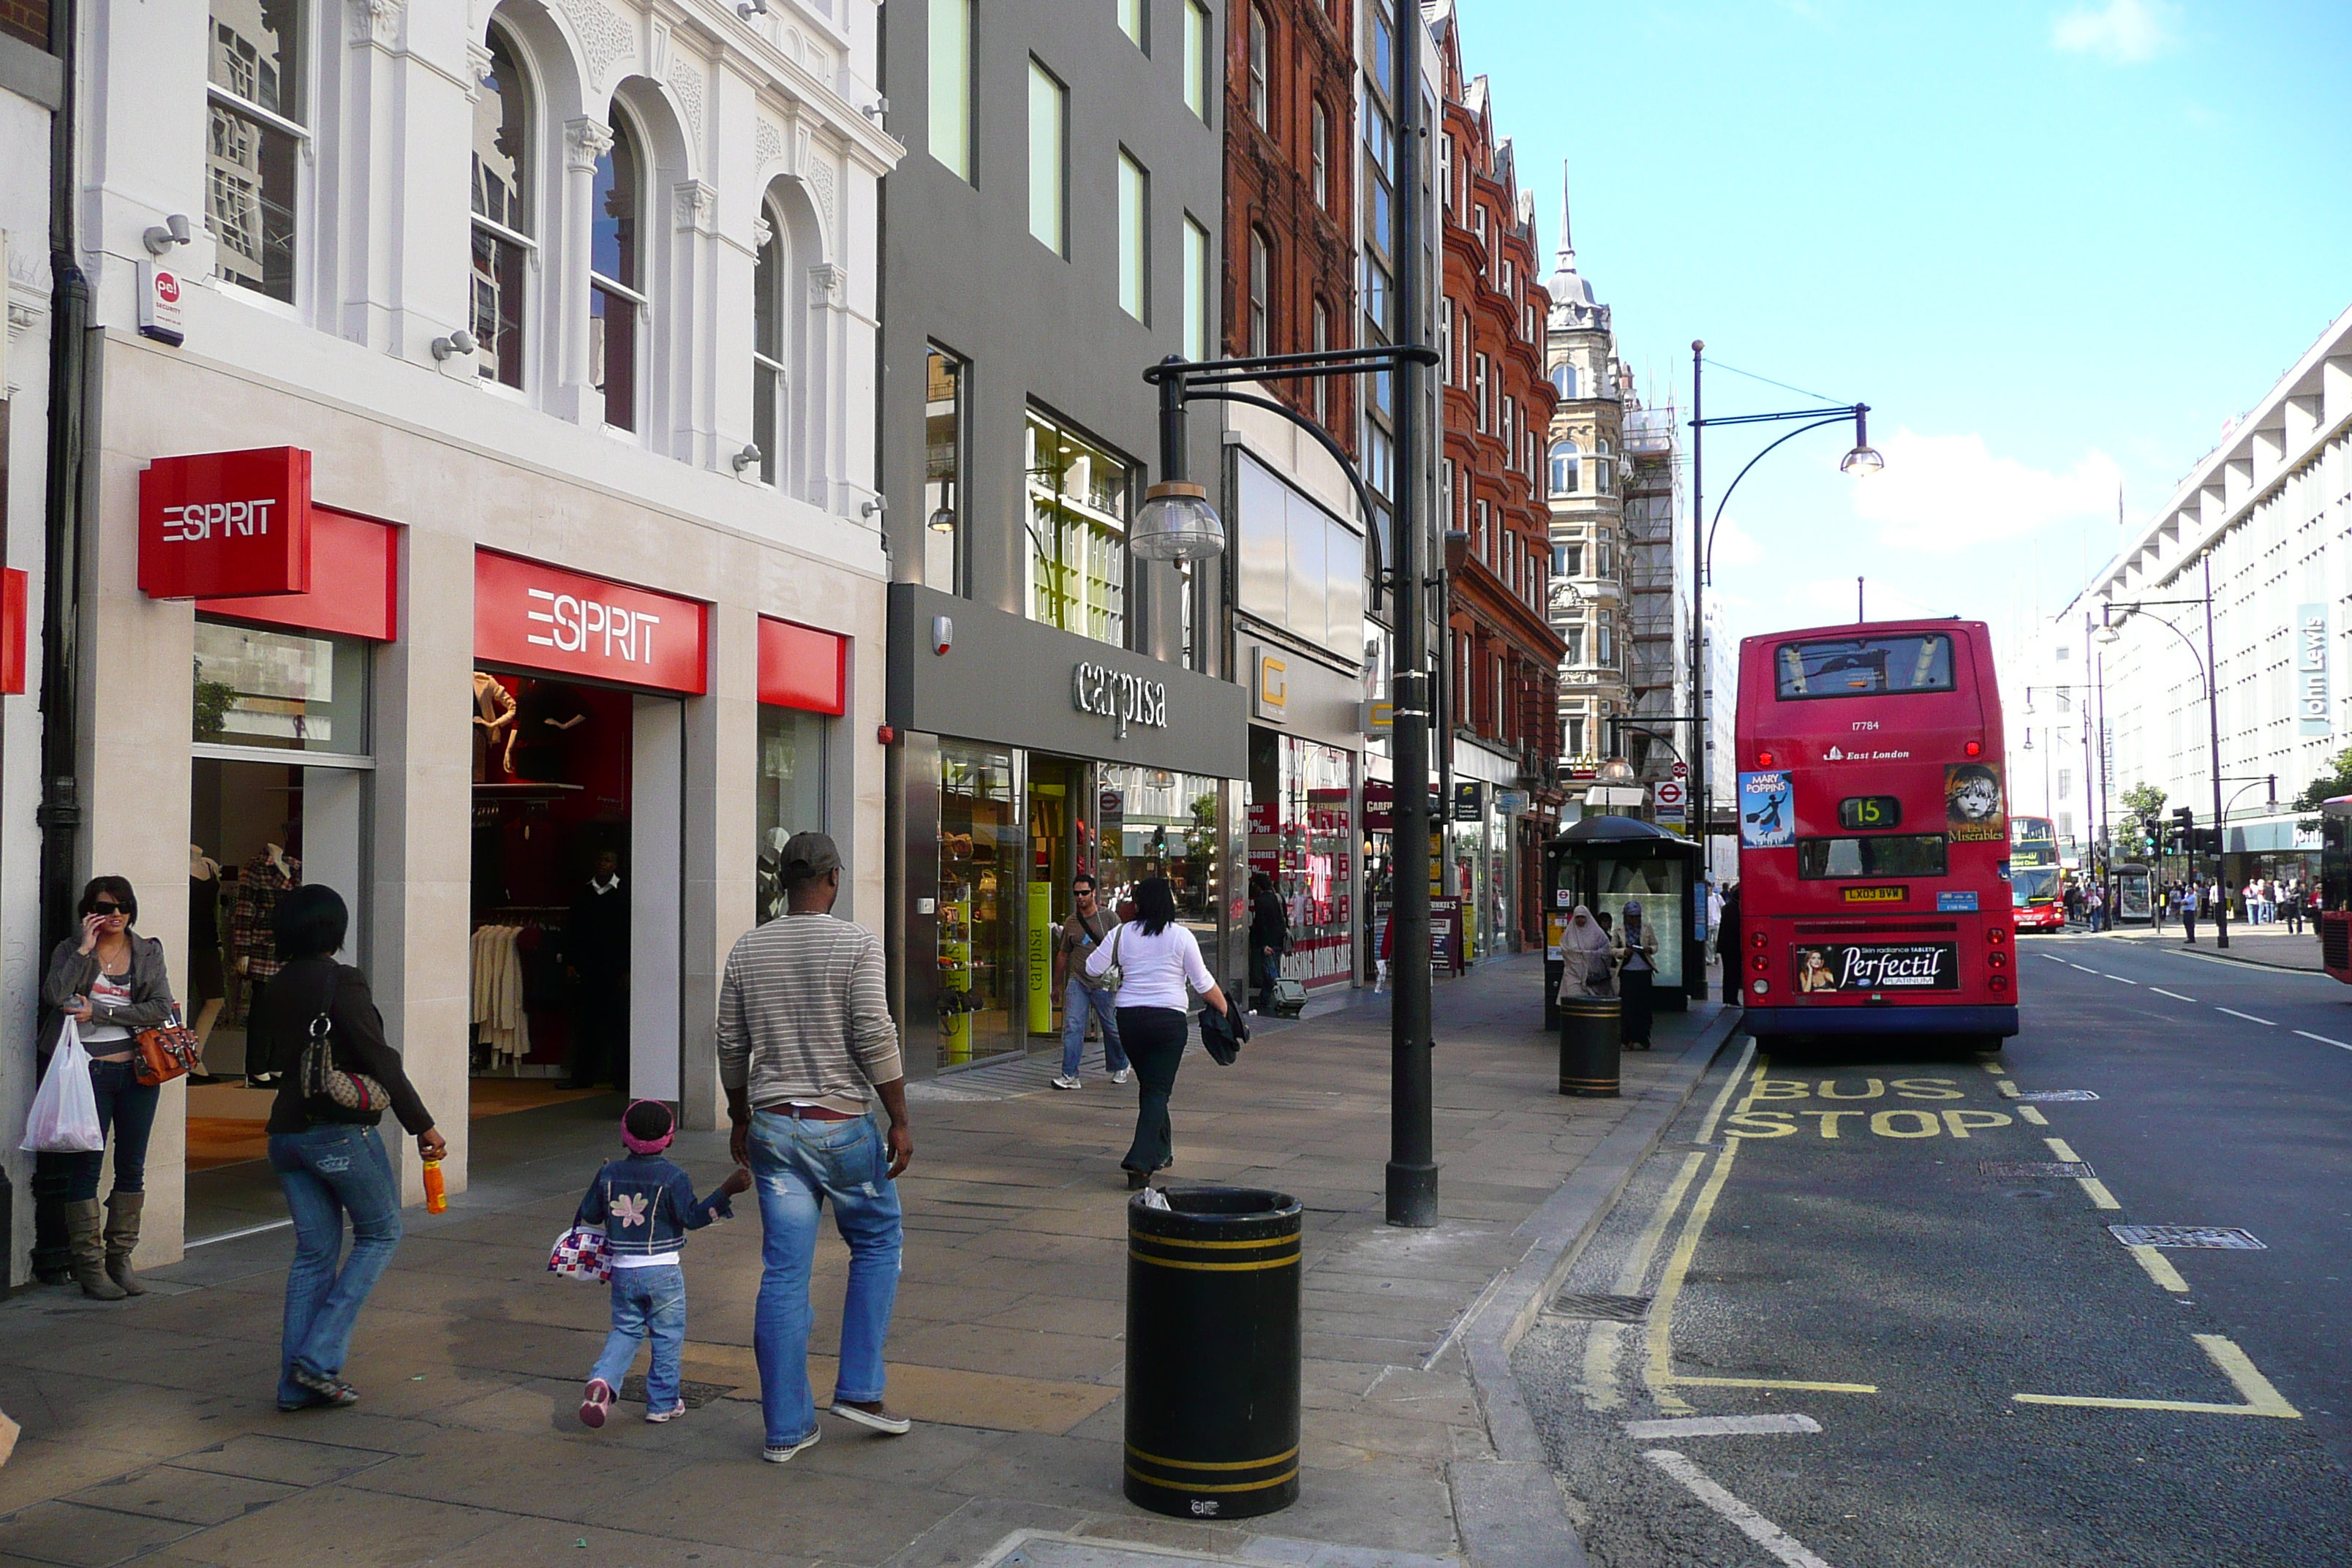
548, 1224, 613, 1282
298, 1005, 393, 1116
135, 1010, 205, 1088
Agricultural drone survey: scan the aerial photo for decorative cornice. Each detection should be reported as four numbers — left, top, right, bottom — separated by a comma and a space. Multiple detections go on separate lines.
674, 180, 717, 233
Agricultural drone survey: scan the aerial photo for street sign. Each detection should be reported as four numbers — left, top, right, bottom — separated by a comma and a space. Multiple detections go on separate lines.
1654, 780, 1687, 809
1671, 761, 1688, 779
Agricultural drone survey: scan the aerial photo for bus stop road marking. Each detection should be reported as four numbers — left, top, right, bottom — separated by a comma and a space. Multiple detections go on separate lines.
1624, 1414, 1823, 1440
2125, 1244, 2193, 1294
1643, 1450, 1838, 1568
2149, 987, 2196, 1001
2215, 1007, 2276, 1026
2294, 1029, 2352, 1051
2045, 1137, 2122, 1209
2013, 1334, 2301, 1420
2016, 1104, 2050, 1125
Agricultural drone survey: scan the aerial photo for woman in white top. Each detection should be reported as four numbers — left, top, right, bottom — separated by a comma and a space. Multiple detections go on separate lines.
1085, 876, 1233, 1189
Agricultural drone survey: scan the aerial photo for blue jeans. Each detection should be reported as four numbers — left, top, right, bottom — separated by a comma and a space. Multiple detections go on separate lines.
64, 1056, 161, 1201
592, 1263, 688, 1411
269, 1123, 402, 1408
1061, 979, 1128, 1077
748, 1110, 903, 1447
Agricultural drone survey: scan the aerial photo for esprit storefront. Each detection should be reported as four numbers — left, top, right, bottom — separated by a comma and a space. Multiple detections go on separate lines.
109, 440, 868, 1263
887, 584, 1248, 1076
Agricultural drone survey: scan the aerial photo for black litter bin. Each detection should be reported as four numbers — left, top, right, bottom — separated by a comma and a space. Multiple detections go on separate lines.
1558, 995, 1621, 1097
1125, 1186, 1303, 1520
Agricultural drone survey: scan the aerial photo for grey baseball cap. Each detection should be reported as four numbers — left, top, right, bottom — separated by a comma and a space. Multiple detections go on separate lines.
780, 831, 843, 883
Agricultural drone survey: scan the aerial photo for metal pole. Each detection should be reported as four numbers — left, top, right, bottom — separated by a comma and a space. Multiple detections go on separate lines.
1385, 3, 1436, 1227
2205, 556, 2228, 949
1689, 343, 1705, 881
2094, 643, 2111, 918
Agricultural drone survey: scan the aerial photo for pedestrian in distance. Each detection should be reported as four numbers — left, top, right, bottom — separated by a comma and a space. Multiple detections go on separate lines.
717, 831, 913, 1464
1248, 872, 1288, 1014
2286, 880, 2307, 936
1556, 906, 1615, 1002
249, 884, 445, 1411
37, 876, 181, 1298
2180, 882, 2199, 945
1085, 875, 1235, 1191
1051, 874, 1128, 1091
1716, 881, 1741, 1004
1614, 902, 1660, 1050
576, 1100, 750, 1428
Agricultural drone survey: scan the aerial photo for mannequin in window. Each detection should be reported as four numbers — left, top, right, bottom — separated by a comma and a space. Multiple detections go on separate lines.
472, 671, 519, 781
187, 845, 228, 1082
560, 847, 630, 1092
230, 827, 302, 1084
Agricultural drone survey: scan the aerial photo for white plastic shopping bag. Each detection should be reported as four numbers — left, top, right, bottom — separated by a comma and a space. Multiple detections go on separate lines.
20, 1017, 105, 1153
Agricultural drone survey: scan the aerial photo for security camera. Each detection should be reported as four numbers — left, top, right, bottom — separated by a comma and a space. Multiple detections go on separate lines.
431, 328, 479, 361
143, 214, 193, 255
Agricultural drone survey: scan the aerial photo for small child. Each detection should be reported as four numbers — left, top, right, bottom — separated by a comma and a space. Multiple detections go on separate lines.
576, 1100, 750, 1428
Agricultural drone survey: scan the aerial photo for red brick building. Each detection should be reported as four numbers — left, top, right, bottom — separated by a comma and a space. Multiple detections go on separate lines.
1430, 7, 1564, 947
1221, 0, 1355, 450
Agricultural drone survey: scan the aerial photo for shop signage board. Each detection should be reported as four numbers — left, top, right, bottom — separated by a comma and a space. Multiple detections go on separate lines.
1654, 780, 1686, 810
0, 567, 24, 694
139, 447, 313, 600
758, 616, 848, 714
139, 260, 186, 346
2298, 603, 2329, 735
195, 507, 399, 642
1429, 897, 1463, 973
1452, 781, 1485, 821
475, 549, 707, 695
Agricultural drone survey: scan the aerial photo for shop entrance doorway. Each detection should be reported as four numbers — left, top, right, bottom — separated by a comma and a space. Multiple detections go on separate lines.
1025, 757, 1088, 1040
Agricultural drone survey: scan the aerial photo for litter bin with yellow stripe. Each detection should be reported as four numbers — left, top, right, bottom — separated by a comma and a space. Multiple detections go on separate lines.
1124, 1186, 1303, 1519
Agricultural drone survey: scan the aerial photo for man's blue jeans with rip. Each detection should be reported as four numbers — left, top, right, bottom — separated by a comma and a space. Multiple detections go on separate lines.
749, 1109, 902, 1447
591, 1262, 689, 1411
268, 1123, 402, 1409
1061, 979, 1128, 1078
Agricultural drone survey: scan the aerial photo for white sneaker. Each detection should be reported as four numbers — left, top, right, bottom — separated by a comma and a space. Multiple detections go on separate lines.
1052, 1074, 1082, 1090
1110, 1068, 1131, 1085
763, 1430, 821, 1463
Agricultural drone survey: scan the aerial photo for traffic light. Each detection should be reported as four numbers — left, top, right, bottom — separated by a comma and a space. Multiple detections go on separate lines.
2195, 827, 2221, 856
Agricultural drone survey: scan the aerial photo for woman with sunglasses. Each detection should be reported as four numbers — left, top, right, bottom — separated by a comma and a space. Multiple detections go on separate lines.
37, 876, 180, 1298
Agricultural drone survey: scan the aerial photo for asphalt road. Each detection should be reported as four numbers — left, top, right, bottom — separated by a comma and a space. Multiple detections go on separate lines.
1512, 934, 2352, 1567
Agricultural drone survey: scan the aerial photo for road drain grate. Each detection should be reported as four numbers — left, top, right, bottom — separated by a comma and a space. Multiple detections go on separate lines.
1980, 1161, 2094, 1179
619, 1376, 735, 1409
1549, 1292, 1652, 1322
2016, 1089, 2101, 1102
2110, 1225, 2266, 1250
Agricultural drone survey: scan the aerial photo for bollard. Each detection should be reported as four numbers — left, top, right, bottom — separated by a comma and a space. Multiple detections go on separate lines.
1558, 995, 1621, 1097
1125, 1186, 1303, 1520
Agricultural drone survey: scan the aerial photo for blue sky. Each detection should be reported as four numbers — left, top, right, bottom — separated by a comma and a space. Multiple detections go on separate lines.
1452, 0, 2352, 650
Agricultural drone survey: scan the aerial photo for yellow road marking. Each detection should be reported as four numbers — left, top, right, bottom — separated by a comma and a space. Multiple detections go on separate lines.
2044, 1137, 2084, 1162
2076, 1177, 2122, 1210
1581, 1322, 1629, 1414
2016, 1105, 2049, 1125
1695, 1039, 1760, 1145
1995, 1079, 2021, 1098
2126, 1245, 2191, 1294
2014, 1334, 2300, 1419
1982, 1061, 2008, 1075
1671, 1376, 1879, 1395
1583, 1150, 1708, 1412
1644, 1139, 1743, 1414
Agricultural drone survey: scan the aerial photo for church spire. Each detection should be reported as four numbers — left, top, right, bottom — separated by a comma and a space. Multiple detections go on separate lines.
1548, 157, 1595, 311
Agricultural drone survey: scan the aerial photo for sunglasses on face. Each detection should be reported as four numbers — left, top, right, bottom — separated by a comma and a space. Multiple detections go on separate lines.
90, 903, 125, 916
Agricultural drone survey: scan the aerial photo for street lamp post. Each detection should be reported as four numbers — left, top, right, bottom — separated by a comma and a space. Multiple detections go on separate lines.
2097, 555, 2228, 946
1686, 345, 1881, 888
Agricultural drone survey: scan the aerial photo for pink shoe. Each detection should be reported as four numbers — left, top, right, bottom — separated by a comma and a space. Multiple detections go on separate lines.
579, 1378, 614, 1429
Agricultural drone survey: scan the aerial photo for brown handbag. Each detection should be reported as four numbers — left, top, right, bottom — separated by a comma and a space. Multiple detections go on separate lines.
135, 1011, 205, 1087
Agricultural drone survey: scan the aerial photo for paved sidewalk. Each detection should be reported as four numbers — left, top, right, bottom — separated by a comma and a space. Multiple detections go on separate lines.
2090, 922, 2325, 972
0, 957, 1730, 1568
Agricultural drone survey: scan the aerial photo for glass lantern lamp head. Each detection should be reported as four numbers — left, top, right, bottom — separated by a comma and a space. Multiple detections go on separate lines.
1597, 756, 1636, 785
1840, 404, 1885, 477
1131, 480, 1226, 561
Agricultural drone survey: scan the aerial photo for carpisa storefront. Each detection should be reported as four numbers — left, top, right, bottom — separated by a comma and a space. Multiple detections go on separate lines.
69, 336, 881, 1266
887, 585, 1248, 1077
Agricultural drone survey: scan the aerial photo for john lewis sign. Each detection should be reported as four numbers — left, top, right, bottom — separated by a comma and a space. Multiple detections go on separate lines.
2299, 603, 2329, 736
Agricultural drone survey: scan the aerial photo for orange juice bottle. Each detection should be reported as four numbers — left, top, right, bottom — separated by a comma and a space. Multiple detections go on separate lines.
422, 1158, 447, 1215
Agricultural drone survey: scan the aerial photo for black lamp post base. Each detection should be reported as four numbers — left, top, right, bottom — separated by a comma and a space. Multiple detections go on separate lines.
1386, 1161, 1440, 1228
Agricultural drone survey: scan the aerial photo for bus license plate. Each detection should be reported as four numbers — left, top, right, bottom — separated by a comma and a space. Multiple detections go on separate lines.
1843, 886, 1907, 904
1792, 942, 1959, 992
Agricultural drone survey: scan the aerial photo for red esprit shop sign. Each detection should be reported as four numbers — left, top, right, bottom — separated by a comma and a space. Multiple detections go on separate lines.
758, 616, 847, 715
474, 549, 706, 695
196, 508, 399, 642
139, 448, 313, 599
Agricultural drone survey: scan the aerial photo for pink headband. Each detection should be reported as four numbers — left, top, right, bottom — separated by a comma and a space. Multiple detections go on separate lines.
620, 1100, 675, 1156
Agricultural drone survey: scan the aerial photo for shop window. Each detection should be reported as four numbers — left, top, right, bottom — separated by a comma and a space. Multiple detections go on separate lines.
194, 619, 370, 754
924, 344, 967, 592
938, 740, 1020, 1064
590, 109, 645, 433
207, 0, 302, 303
929, 0, 973, 181
1025, 409, 1129, 647
1246, 733, 1355, 990
1028, 59, 1066, 255
471, 29, 532, 389
755, 706, 829, 924
1100, 766, 1226, 937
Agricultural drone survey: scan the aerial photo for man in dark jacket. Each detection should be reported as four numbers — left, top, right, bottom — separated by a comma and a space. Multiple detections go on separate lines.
1249, 874, 1289, 1014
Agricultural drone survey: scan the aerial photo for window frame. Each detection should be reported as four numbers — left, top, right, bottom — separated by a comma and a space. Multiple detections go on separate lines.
470, 26, 536, 392
928, 0, 975, 182
1248, 4, 1270, 129
206, 3, 308, 307
1117, 151, 1149, 321
1184, 0, 1211, 120
589, 105, 649, 434
1248, 227, 1272, 357
1028, 59, 1068, 256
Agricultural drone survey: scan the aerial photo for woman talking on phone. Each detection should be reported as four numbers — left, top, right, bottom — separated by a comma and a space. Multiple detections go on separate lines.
38, 876, 180, 1299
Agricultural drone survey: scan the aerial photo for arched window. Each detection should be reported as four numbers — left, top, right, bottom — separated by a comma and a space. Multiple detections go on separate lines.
470, 29, 532, 388
1548, 440, 1578, 497
590, 108, 645, 431
1248, 7, 1270, 129
1550, 361, 1577, 399
753, 199, 787, 486
1248, 227, 1271, 356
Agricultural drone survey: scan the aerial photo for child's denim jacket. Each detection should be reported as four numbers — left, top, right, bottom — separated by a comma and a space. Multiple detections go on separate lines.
574, 1153, 734, 1256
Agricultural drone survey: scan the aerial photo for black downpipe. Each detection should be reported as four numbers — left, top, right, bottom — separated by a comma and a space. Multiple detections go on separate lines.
29, 0, 86, 1286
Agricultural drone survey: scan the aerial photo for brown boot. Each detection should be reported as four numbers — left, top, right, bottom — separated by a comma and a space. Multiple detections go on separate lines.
67, 1199, 126, 1300
104, 1191, 147, 1296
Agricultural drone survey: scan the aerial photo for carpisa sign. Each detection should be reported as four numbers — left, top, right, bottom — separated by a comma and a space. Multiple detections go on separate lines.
1072, 661, 1168, 739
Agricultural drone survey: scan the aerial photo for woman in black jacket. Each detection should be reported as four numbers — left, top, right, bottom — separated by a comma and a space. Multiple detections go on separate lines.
250, 885, 445, 1411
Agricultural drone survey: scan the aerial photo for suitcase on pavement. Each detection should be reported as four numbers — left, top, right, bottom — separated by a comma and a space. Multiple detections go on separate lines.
1269, 978, 1308, 1017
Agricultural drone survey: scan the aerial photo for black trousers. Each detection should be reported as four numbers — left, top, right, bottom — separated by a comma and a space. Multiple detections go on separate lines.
1117, 1006, 1189, 1174
1620, 968, 1654, 1047
568, 978, 629, 1090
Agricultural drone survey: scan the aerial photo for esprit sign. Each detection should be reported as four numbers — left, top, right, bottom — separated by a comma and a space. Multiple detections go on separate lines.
1071, 660, 1167, 740
474, 550, 707, 695
138, 448, 313, 600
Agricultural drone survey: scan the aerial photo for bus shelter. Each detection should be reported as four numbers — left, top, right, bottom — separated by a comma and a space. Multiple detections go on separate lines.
1542, 815, 1707, 1026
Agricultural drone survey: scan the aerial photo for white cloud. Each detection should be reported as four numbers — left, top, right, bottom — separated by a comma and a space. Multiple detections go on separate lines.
2051, 0, 2177, 63
1849, 428, 2123, 554
1710, 514, 1764, 571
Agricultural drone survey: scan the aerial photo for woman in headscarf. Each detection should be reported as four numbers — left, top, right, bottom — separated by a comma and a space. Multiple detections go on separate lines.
1613, 901, 1661, 1049
1556, 907, 1615, 1003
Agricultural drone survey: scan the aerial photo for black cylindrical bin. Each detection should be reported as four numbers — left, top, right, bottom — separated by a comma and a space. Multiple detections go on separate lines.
1558, 996, 1621, 1097
1125, 1186, 1303, 1520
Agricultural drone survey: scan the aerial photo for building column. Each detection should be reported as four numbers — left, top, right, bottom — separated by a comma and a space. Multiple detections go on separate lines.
679, 595, 760, 1130
557, 116, 614, 426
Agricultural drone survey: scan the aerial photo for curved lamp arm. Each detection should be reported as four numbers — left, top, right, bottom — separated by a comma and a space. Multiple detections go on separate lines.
1178, 385, 1392, 611
2111, 608, 2207, 691
1703, 413, 1855, 587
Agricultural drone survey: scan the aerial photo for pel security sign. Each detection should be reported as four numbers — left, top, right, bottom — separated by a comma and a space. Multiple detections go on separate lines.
138, 448, 314, 600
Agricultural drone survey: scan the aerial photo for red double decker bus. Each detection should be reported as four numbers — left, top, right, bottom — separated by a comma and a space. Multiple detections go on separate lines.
1733, 619, 2019, 1049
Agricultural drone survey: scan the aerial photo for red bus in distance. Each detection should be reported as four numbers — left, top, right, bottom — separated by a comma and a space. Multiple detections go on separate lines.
1733, 619, 2019, 1049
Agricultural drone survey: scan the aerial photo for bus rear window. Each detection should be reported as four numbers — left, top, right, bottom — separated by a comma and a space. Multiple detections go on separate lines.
1776, 635, 1954, 699
1798, 835, 1950, 879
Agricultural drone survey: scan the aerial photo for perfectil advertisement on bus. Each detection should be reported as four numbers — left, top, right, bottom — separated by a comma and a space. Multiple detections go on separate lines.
1791, 942, 1961, 993
1945, 762, 2006, 843
1739, 770, 1794, 848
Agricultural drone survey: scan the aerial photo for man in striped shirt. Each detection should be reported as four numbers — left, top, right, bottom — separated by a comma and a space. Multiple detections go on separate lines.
720, 832, 913, 1463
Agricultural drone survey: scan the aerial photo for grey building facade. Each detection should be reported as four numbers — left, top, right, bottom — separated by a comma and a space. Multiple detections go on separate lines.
877, 0, 1240, 1076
